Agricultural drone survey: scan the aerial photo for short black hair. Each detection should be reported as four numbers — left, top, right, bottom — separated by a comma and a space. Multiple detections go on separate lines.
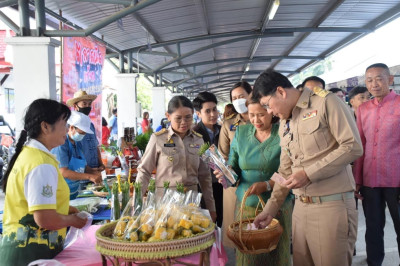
167, 95, 194, 114
102, 117, 108, 126
192, 91, 218, 112
229, 81, 252, 102
301, 76, 325, 89
252, 69, 293, 101
328, 88, 344, 94
366, 63, 390, 75
348, 86, 368, 101
112, 108, 117, 115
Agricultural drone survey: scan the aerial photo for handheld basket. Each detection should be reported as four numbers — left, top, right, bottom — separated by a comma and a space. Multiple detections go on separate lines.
96, 221, 215, 260
227, 188, 283, 254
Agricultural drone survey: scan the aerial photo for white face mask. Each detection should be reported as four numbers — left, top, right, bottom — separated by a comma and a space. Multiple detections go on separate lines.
232, 98, 248, 114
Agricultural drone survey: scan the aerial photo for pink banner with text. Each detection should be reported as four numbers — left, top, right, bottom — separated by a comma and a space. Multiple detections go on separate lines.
62, 35, 106, 142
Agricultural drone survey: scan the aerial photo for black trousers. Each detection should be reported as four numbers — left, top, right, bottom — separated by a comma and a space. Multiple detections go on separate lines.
361, 186, 400, 266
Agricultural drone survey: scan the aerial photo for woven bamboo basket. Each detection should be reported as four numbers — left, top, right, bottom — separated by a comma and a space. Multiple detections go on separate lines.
96, 221, 215, 260
227, 188, 283, 254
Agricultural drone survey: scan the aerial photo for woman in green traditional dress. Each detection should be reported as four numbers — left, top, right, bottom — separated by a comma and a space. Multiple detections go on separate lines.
216, 95, 292, 266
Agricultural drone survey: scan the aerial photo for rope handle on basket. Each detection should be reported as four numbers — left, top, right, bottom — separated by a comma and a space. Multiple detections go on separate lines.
238, 188, 266, 252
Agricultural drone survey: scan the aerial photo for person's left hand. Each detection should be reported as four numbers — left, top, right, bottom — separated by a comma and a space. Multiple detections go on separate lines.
283, 170, 310, 189
69, 206, 80, 215
210, 211, 217, 223
247, 182, 268, 196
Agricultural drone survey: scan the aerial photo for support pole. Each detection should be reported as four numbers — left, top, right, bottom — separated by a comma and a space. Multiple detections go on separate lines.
127, 52, 133, 73
18, 0, 31, 36
119, 52, 125, 73
35, 0, 46, 36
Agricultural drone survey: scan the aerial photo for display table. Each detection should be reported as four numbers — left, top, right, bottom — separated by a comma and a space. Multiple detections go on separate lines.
55, 225, 227, 266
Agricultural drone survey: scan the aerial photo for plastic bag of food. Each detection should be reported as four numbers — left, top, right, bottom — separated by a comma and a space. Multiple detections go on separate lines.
201, 144, 238, 188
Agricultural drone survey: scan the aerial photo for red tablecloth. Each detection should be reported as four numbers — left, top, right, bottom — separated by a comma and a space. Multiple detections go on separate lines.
54, 225, 227, 266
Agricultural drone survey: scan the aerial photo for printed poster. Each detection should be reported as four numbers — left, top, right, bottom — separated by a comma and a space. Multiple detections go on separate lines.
62, 35, 106, 142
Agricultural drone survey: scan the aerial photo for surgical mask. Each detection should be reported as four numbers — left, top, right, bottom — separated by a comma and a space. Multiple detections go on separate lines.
232, 98, 248, 114
71, 132, 85, 142
77, 106, 91, 116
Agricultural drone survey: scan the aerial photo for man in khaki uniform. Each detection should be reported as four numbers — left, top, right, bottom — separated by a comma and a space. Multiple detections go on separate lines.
253, 69, 363, 266
136, 126, 216, 217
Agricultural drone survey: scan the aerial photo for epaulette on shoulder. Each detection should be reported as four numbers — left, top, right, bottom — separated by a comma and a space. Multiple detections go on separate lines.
312, 87, 330, 98
225, 113, 236, 120
154, 128, 167, 136
192, 130, 203, 138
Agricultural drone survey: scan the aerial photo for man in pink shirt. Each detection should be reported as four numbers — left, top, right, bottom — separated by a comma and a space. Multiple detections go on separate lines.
354, 63, 400, 266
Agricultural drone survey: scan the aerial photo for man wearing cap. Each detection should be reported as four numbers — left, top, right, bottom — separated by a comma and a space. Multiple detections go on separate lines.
252, 69, 363, 266
52, 111, 102, 200
66, 91, 105, 172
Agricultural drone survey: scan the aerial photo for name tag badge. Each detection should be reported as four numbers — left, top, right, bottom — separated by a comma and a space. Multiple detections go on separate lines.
164, 143, 176, 147
302, 110, 317, 120
189, 144, 200, 148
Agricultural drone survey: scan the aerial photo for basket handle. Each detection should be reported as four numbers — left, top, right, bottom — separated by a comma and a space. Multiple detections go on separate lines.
238, 188, 266, 251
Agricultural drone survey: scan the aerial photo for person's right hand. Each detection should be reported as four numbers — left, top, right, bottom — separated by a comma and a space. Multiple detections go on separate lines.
253, 210, 274, 229
213, 169, 227, 188
88, 173, 102, 184
71, 213, 88, 229
355, 184, 363, 200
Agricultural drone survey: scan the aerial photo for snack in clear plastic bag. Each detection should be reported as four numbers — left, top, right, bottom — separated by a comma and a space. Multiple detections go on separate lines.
200, 144, 238, 187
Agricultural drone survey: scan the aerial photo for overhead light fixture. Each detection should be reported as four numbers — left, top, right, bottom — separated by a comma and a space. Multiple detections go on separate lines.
268, 0, 280, 20
245, 65, 250, 72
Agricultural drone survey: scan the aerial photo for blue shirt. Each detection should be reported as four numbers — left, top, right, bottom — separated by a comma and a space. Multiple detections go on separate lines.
80, 123, 100, 168
51, 137, 85, 168
109, 115, 118, 135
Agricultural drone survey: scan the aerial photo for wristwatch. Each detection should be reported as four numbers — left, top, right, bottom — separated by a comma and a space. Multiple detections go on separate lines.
265, 180, 272, 191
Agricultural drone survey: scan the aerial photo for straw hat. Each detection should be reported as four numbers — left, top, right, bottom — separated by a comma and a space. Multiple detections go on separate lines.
66, 90, 97, 107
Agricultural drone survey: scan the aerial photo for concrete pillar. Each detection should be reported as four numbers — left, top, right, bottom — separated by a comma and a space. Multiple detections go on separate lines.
5, 37, 60, 134
151, 86, 166, 131
115, 73, 138, 139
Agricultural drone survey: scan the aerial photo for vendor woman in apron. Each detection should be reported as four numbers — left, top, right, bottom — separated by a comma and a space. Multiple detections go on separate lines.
136, 96, 217, 222
52, 111, 102, 199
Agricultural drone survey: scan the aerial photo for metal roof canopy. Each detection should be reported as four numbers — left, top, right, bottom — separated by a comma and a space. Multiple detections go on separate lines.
1, 0, 400, 98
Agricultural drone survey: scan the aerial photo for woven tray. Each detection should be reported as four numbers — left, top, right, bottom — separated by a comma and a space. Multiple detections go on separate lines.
96, 221, 215, 260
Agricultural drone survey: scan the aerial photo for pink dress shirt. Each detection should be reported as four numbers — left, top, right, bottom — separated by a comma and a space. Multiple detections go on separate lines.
354, 90, 400, 187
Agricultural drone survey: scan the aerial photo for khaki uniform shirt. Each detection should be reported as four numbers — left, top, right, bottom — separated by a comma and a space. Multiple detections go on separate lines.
265, 88, 363, 216
136, 126, 216, 212
218, 113, 249, 161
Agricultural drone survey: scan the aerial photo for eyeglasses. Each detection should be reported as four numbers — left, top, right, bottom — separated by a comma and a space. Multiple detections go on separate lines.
173, 116, 193, 123
262, 94, 274, 110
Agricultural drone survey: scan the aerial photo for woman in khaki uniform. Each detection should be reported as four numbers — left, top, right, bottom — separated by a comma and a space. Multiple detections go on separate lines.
136, 96, 216, 221
218, 81, 252, 247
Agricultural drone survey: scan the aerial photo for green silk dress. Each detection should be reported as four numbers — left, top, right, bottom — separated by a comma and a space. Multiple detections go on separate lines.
229, 123, 292, 266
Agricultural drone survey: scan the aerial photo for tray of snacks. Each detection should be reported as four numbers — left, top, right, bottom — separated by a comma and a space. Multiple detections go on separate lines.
95, 182, 215, 260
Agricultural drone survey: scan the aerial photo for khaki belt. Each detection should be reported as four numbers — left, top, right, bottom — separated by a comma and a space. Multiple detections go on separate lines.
295, 191, 354, 204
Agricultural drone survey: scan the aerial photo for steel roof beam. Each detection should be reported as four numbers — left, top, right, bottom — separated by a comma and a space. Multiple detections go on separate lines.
75, 0, 132, 4
43, 0, 162, 37
241, 0, 274, 81
0, 0, 17, 8
161, 55, 320, 72
173, 60, 271, 87
0, 11, 20, 34
153, 33, 292, 73
292, 2, 400, 77
123, 27, 371, 53
270, 0, 346, 70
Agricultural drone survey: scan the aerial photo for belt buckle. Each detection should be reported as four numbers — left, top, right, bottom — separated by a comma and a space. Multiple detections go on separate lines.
300, 195, 313, 204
